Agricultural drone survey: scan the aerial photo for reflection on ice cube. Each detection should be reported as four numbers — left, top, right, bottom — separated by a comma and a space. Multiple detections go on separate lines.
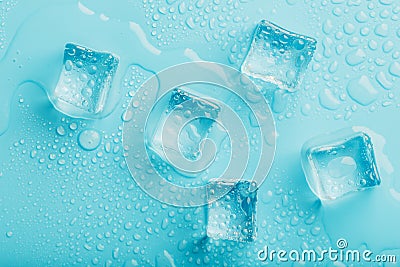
241, 20, 317, 91
301, 129, 381, 200
51, 43, 119, 118
148, 88, 220, 164
206, 180, 257, 242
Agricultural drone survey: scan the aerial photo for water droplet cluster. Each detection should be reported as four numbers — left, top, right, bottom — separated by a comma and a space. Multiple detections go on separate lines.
140, 0, 249, 50
0, 0, 17, 51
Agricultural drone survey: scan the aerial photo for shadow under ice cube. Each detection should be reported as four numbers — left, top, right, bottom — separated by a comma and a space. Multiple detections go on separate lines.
241, 20, 317, 91
301, 129, 381, 201
52, 43, 119, 118
206, 180, 257, 242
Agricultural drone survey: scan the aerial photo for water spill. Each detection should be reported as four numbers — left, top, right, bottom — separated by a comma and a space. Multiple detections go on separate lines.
0, 2, 192, 136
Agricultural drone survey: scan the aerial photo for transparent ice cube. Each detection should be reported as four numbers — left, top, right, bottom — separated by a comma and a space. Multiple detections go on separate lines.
241, 20, 317, 91
51, 43, 119, 118
301, 129, 381, 200
148, 88, 220, 163
206, 180, 257, 242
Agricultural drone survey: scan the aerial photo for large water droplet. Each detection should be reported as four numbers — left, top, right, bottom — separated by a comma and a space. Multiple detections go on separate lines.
345, 49, 366, 66
375, 71, 393, 90
78, 129, 101, 151
319, 88, 341, 110
374, 23, 389, 37
389, 62, 400, 77
379, 0, 393, 5
347, 75, 379, 106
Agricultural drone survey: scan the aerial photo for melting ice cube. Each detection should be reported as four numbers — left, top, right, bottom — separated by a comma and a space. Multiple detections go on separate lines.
51, 43, 119, 118
301, 129, 381, 200
147, 88, 220, 164
206, 180, 257, 242
241, 20, 317, 91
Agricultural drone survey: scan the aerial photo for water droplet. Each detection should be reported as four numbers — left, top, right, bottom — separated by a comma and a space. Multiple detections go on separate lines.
122, 110, 133, 122
382, 40, 394, 53
69, 123, 78, 130
96, 244, 105, 251
322, 37, 333, 58
345, 49, 366, 66
389, 62, 400, 77
286, 0, 298, 5
178, 239, 188, 251
322, 19, 334, 34
6, 231, 13, 238
124, 222, 133, 230
78, 129, 101, 151
328, 61, 338, 73
124, 259, 139, 267
301, 103, 312, 116
379, 0, 393, 5
343, 23, 355, 35
376, 71, 393, 90
355, 11, 368, 23
368, 40, 378, 51
112, 247, 119, 259
319, 88, 341, 110
56, 126, 66, 136
65, 60, 73, 71
347, 75, 378, 105
374, 23, 389, 37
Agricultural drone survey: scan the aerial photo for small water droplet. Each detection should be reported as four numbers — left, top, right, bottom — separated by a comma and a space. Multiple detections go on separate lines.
56, 126, 66, 136
69, 123, 78, 130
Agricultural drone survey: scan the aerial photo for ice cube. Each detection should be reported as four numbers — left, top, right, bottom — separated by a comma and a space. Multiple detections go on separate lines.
147, 88, 220, 164
241, 20, 317, 91
301, 129, 381, 200
206, 180, 257, 242
51, 43, 119, 118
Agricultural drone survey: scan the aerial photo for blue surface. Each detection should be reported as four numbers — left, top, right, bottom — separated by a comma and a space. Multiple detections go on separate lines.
1, 0, 400, 266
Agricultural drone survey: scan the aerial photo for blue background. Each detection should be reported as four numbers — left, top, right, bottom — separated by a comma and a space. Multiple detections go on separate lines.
0, 0, 400, 266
